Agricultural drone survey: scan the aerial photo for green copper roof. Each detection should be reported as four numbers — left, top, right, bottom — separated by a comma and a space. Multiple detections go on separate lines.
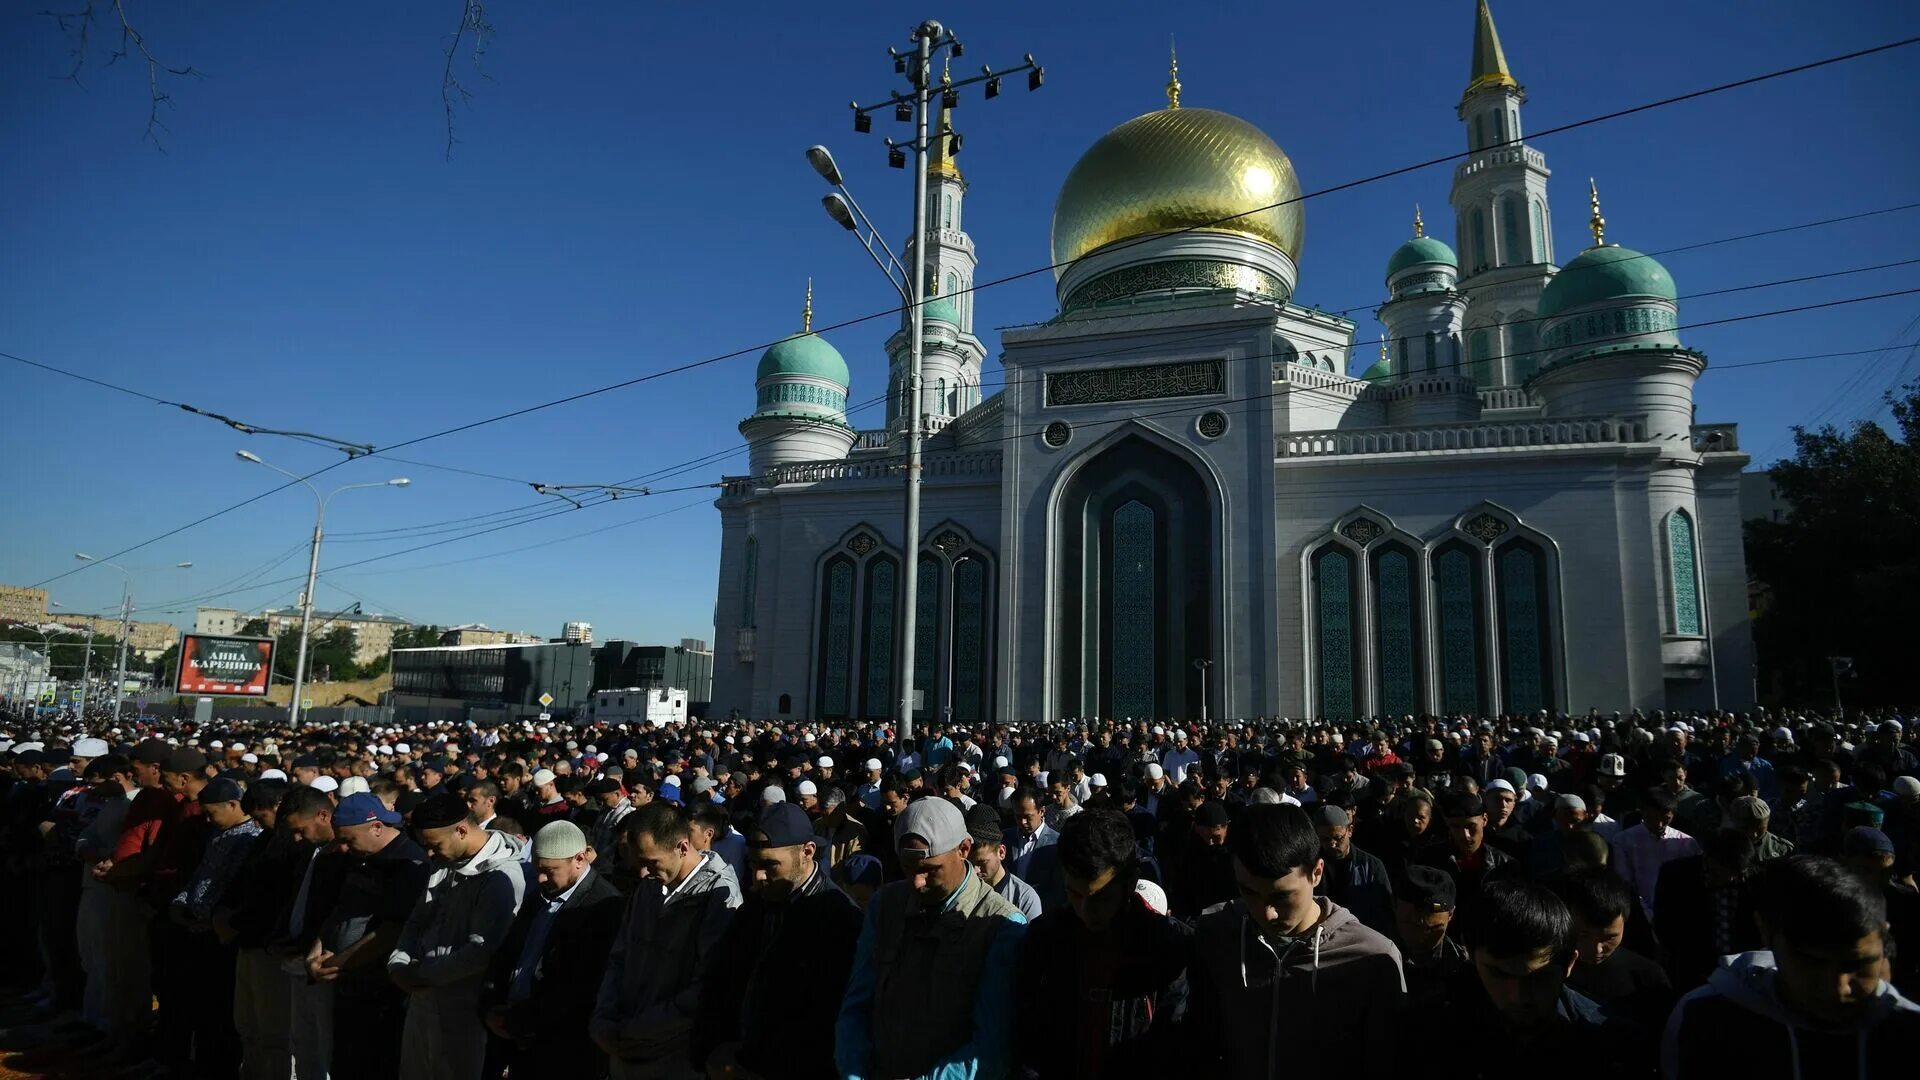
1386, 235, 1457, 281
1537, 245, 1677, 318
923, 296, 960, 325
755, 332, 850, 386
1361, 357, 1391, 382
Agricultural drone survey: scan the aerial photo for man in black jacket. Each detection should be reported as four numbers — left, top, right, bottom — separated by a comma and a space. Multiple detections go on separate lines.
1014, 809, 1189, 1080
1655, 828, 1762, 991
482, 819, 625, 1079
691, 801, 861, 1080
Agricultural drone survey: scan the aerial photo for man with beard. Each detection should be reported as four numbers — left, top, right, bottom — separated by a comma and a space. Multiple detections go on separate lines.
481, 820, 624, 1079
692, 802, 861, 1080
1312, 803, 1394, 937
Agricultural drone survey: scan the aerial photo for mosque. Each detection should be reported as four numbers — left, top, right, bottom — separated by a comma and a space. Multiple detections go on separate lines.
708, 2, 1754, 725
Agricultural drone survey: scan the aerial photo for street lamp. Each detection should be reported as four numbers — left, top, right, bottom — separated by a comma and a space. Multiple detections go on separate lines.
74, 553, 191, 722
238, 450, 410, 728
817, 24, 1040, 743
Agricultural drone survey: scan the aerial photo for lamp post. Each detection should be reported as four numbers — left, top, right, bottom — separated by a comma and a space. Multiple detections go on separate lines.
74, 554, 191, 721
811, 21, 1041, 742
238, 450, 409, 728
1192, 658, 1214, 723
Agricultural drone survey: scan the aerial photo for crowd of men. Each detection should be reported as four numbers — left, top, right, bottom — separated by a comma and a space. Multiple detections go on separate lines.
1, 700, 1916, 1079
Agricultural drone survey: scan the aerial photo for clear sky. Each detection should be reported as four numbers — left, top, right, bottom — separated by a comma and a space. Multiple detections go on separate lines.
3, 1, 1917, 643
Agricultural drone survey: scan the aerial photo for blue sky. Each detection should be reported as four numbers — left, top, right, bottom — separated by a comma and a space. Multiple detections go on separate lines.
3, 1, 1917, 643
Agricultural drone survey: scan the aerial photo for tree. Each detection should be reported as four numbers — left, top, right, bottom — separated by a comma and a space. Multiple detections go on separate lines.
240, 618, 269, 637
151, 641, 181, 684
1745, 381, 1920, 707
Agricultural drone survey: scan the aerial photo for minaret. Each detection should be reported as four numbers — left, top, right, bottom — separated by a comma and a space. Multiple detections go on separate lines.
1449, 0, 1556, 387
887, 57, 987, 429
1377, 205, 1474, 423
740, 281, 857, 475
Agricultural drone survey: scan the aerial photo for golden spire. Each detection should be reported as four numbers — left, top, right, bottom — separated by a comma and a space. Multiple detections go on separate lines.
1166, 37, 1182, 110
802, 278, 813, 333
1413, 204, 1425, 239
1465, 0, 1519, 97
1379, 334, 1389, 363
930, 55, 962, 181
1588, 177, 1607, 247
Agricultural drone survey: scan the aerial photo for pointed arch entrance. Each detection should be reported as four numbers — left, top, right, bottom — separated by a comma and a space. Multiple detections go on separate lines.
1053, 433, 1216, 720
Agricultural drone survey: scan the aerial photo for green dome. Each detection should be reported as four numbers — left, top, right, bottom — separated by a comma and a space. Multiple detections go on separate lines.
1538, 245, 1676, 318
755, 332, 849, 386
922, 296, 960, 325
1360, 357, 1391, 382
1386, 235, 1457, 281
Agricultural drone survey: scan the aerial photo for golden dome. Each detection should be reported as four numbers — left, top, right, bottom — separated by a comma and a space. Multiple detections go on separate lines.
1050, 106, 1304, 276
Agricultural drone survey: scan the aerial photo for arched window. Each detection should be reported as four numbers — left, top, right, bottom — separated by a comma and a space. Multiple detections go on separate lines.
1111, 500, 1157, 720
1372, 543, 1422, 716
944, 272, 958, 304
1495, 540, 1553, 713
816, 556, 856, 719
858, 556, 899, 720
1531, 200, 1547, 262
1432, 542, 1486, 715
913, 556, 940, 723
1501, 198, 1523, 268
1424, 332, 1439, 372
777, 693, 792, 715
1312, 544, 1358, 720
740, 536, 758, 629
1469, 330, 1492, 386
1668, 511, 1703, 635
1509, 316, 1539, 382
1471, 114, 1485, 151
951, 556, 989, 724
1470, 209, 1489, 272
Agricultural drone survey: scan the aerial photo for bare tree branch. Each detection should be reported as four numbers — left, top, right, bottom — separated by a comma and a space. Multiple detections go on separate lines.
442, 0, 494, 160
42, 0, 203, 151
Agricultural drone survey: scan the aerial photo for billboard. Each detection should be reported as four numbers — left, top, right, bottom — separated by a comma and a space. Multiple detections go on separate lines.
176, 634, 275, 696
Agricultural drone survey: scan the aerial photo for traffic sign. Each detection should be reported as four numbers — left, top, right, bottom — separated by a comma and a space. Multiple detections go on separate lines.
302, 698, 314, 709
538, 712, 552, 722
538, 692, 554, 707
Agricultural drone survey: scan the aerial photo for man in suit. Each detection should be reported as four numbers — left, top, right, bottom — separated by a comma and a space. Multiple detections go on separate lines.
482, 820, 625, 1079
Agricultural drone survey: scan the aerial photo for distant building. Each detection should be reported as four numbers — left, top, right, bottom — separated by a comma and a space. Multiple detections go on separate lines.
562, 621, 594, 645
56, 616, 179, 662
594, 640, 714, 714
590, 686, 690, 726
390, 639, 595, 722
197, 605, 411, 665
1740, 470, 1792, 524
0, 585, 49, 624
439, 624, 542, 647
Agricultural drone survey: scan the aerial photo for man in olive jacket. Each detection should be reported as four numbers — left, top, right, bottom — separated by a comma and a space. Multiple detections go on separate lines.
835, 796, 1029, 1080
691, 802, 862, 1079
482, 820, 625, 1079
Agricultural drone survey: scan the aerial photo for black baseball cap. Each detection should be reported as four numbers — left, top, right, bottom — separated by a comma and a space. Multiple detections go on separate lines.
1394, 864, 1457, 912
197, 777, 244, 805
750, 802, 816, 848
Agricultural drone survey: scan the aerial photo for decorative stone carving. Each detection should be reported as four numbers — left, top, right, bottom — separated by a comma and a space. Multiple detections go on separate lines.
1046, 358, 1226, 408
1341, 518, 1383, 545
932, 530, 966, 557
1464, 514, 1510, 543
847, 532, 877, 555
1197, 411, 1228, 439
1043, 421, 1072, 447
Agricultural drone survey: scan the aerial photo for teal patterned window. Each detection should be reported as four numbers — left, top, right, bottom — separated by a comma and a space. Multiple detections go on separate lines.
1509, 317, 1538, 382
1469, 331, 1492, 387
1501, 197, 1523, 268
1669, 511, 1702, 636
1111, 501, 1157, 720
1373, 546, 1420, 717
1497, 542, 1551, 713
1471, 209, 1488, 271
1314, 546, 1356, 720
740, 536, 758, 628
861, 557, 898, 719
1531, 200, 1547, 262
913, 557, 940, 721
1435, 544, 1483, 715
1425, 332, 1438, 372
819, 558, 855, 718
953, 557, 987, 724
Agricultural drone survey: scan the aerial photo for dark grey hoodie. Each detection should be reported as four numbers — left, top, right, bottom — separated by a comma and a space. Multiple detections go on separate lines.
1189, 896, 1406, 1080
1663, 949, 1920, 1079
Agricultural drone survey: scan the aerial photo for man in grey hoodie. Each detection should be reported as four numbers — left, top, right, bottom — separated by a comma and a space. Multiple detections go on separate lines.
388, 791, 530, 1080
1187, 802, 1405, 1079
1664, 854, 1920, 1079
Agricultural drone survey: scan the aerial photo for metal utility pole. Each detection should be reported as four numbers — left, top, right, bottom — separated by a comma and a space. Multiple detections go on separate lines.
815, 20, 1042, 743
237, 450, 409, 729
74, 554, 189, 721
77, 623, 94, 718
